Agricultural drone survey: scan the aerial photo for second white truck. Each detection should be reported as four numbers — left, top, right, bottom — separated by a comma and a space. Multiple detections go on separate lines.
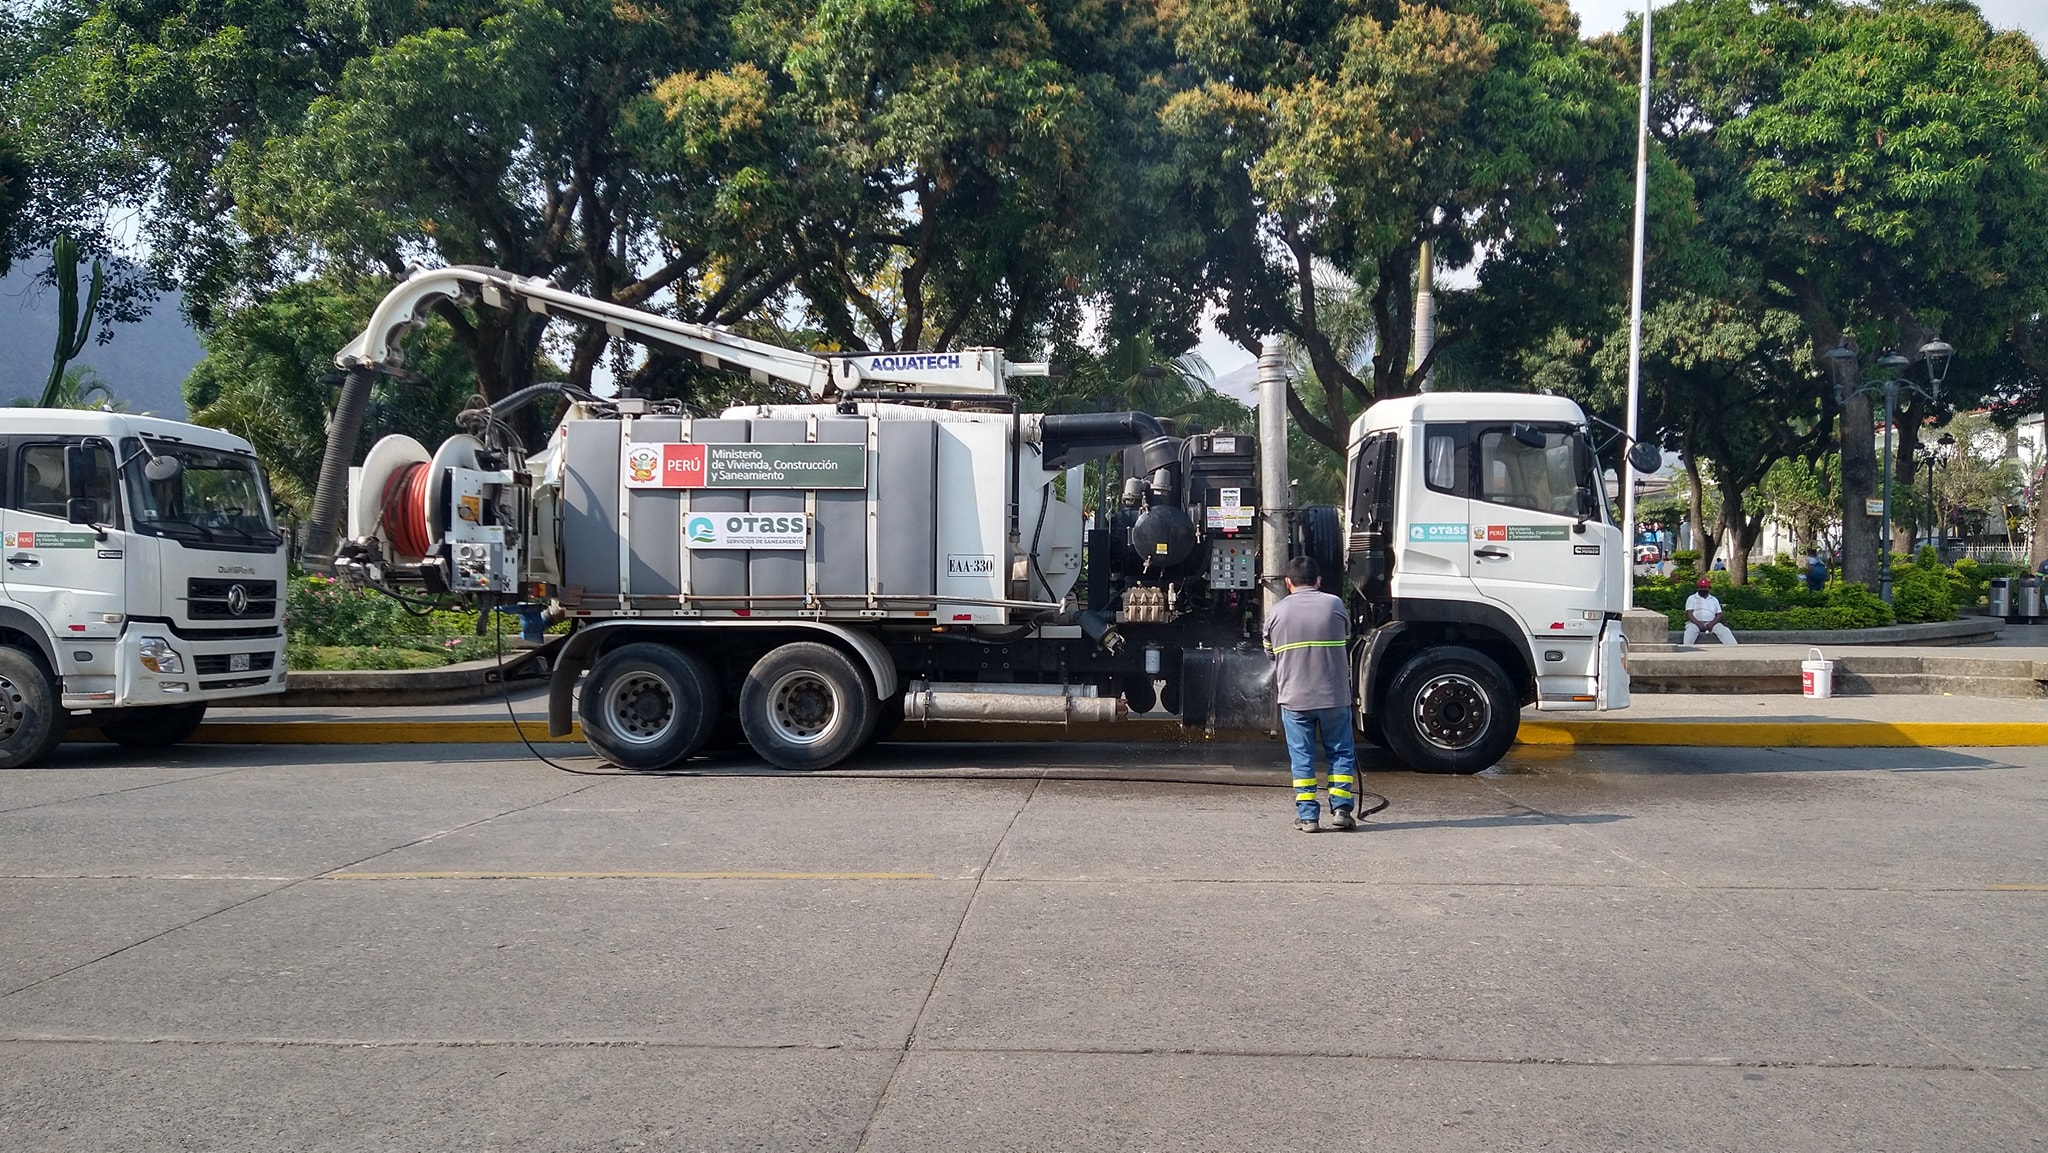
1, 411, 289, 768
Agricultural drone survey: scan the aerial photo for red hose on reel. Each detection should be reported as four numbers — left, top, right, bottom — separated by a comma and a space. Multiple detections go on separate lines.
378, 461, 435, 559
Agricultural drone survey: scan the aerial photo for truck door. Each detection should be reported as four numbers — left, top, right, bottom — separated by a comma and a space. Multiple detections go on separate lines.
1, 438, 127, 643
1393, 423, 1474, 600
1464, 423, 1610, 644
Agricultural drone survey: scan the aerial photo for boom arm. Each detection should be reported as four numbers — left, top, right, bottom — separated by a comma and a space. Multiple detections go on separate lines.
335, 264, 1049, 397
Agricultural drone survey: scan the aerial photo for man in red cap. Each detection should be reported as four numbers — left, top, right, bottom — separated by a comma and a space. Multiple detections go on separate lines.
1683, 577, 1737, 645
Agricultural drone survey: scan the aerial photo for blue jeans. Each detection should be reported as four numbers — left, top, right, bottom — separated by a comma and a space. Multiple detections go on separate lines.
1281, 706, 1357, 820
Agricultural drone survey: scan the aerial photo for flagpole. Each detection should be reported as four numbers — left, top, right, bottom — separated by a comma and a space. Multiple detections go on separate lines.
1621, 0, 1655, 609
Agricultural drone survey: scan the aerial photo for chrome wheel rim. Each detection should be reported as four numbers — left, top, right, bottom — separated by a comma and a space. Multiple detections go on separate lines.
0, 673, 23, 744
1412, 673, 1489, 751
766, 670, 840, 746
601, 671, 676, 746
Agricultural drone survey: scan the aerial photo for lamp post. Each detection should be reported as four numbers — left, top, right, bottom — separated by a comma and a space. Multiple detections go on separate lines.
1862, 339, 1954, 604
1919, 431, 1956, 556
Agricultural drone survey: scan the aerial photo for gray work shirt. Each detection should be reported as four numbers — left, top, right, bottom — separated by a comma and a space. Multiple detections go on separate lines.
1262, 587, 1350, 712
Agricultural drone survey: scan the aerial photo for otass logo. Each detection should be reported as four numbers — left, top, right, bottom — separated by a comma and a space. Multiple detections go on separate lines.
687, 517, 717, 544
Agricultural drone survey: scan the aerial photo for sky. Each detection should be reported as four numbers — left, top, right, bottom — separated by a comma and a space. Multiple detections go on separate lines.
1192, 0, 2047, 380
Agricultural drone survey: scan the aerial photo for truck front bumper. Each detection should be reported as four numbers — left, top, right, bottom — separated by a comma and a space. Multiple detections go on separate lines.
108, 628, 289, 706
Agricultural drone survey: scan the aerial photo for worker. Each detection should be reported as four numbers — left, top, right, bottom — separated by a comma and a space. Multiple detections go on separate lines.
1263, 554, 1357, 832
1684, 577, 1738, 645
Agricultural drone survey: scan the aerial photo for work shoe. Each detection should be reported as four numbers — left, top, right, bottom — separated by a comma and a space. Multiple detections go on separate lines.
1296, 818, 1319, 833
1329, 810, 1356, 831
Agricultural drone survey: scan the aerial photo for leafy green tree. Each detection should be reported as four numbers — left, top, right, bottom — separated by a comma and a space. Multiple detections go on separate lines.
1159, 0, 1634, 455
1592, 293, 1828, 582
1654, 0, 2048, 588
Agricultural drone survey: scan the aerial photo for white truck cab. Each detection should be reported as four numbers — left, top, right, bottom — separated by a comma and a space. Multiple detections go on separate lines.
1, 411, 288, 767
1343, 393, 1630, 770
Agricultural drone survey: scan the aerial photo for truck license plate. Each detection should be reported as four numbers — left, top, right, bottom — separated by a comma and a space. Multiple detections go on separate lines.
229, 653, 252, 672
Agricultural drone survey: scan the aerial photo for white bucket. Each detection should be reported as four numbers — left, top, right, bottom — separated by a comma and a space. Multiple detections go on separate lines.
1801, 647, 1834, 699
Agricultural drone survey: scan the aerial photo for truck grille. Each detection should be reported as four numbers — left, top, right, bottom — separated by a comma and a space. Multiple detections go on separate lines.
187, 578, 278, 620
194, 652, 277, 675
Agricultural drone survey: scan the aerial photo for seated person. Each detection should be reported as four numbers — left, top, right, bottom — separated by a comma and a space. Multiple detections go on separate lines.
1684, 578, 1738, 645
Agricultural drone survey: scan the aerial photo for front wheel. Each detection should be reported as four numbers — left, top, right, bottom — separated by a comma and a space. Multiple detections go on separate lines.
1379, 646, 1518, 774
739, 643, 876, 771
0, 647, 67, 769
100, 704, 208, 749
580, 643, 719, 770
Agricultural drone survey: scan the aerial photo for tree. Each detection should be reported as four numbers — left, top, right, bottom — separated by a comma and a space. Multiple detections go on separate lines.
1593, 294, 1829, 582
183, 276, 476, 515
1655, 0, 2048, 589
1159, 0, 1634, 456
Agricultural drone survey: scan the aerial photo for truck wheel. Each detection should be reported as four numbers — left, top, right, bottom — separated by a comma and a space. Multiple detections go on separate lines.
0, 647, 67, 770
1380, 646, 1517, 774
1122, 676, 1157, 714
100, 704, 208, 749
580, 643, 719, 770
739, 643, 876, 771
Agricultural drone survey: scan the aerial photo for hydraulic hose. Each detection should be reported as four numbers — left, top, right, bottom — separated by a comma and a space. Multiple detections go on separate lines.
304, 365, 378, 568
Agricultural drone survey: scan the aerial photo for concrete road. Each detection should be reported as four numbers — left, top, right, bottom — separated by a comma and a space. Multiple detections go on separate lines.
1, 739, 2042, 1152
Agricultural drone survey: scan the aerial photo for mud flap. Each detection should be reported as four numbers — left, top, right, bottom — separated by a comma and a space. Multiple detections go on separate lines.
1179, 648, 1276, 736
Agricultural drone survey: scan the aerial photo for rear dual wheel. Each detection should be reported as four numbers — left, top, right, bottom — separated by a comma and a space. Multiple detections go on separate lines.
740, 643, 877, 771
580, 643, 720, 770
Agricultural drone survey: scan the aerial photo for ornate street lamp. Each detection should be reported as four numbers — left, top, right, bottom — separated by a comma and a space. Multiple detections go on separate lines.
1863, 341, 1951, 603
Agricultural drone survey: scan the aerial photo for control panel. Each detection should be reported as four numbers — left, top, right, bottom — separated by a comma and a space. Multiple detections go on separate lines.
1209, 541, 1257, 589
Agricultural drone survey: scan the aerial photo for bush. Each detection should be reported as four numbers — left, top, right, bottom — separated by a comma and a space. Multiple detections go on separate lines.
1889, 549, 1958, 624
285, 575, 483, 670
1633, 566, 1895, 631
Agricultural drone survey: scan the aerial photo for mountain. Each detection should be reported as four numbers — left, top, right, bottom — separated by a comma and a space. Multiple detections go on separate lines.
0, 265, 200, 418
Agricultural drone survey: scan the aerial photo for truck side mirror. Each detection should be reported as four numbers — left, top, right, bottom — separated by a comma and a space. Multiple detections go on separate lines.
1626, 441, 1662, 475
67, 497, 100, 525
64, 443, 95, 495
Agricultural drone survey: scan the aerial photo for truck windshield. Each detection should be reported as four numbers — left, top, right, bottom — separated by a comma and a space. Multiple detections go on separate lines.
122, 437, 283, 549
1474, 423, 1606, 522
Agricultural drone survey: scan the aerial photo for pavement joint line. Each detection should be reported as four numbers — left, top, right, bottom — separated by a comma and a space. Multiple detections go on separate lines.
0, 765, 252, 818
2, 873, 2035, 892
853, 772, 1045, 1153
0, 1035, 2034, 1075
0, 778, 605, 1003
324, 870, 939, 881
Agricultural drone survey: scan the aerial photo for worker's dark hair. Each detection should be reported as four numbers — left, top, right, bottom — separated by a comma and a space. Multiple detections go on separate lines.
1286, 555, 1321, 586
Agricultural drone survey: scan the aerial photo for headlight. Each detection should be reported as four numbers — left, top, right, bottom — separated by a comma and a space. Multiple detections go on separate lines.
138, 636, 185, 674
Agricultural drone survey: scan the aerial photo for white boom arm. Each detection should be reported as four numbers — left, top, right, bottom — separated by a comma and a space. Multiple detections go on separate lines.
335, 265, 1050, 396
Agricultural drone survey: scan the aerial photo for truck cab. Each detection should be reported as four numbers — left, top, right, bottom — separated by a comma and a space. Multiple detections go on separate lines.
1, 412, 288, 767
1343, 393, 1630, 770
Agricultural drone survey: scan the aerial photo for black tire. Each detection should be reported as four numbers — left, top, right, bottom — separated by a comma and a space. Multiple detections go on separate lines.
1122, 675, 1158, 715
580, 643, 720, 770
1379, 646, 1518, 774
0, 646, 67, 770
100, 704, 208, 749
739, 642, 877, 771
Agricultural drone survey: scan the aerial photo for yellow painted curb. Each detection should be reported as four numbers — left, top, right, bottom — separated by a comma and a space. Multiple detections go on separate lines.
184, 717, 2048, 748
1516, 721, 2048, 748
